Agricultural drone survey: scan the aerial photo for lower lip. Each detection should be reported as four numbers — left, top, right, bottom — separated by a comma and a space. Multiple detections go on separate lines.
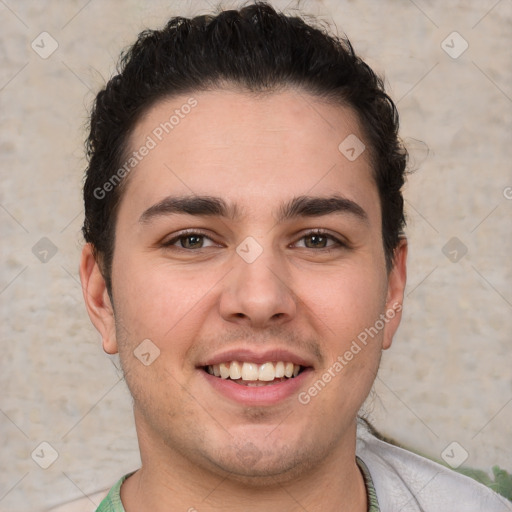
201, 369, 311, 406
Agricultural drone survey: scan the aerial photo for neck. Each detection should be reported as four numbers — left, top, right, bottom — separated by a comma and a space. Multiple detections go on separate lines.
121, 420, 367, 512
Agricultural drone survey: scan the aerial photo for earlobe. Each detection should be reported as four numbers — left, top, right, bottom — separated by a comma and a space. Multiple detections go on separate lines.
382, 238, 408, 350
79, 244, 118, 354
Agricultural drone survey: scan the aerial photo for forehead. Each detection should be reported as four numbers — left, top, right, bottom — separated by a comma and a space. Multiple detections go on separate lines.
121, 88, 378, 220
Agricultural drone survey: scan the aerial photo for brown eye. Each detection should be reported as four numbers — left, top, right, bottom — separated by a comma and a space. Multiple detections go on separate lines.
304, 233, 329, 248
180, 234, 204, 249
162, 231, 218, 250
294, 231, 344, 250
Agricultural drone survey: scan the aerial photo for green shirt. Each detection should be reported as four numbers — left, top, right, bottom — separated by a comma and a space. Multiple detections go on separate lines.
96, 458, 380, 511
95, 471, 129, 512
358, 457, 380, 512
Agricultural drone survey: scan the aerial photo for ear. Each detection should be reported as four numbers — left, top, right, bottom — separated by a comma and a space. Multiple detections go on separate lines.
382, 238, 407, 350
79, 243, 118, 354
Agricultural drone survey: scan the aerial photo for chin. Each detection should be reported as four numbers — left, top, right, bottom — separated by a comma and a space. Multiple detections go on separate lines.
202, 442, 324, 486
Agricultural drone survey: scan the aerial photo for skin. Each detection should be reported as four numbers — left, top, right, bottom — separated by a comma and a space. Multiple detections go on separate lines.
80, 88, 407, 512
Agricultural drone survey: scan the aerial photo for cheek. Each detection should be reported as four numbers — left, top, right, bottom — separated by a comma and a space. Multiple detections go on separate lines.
111, 254, 216, 353
295, 262, 388, 346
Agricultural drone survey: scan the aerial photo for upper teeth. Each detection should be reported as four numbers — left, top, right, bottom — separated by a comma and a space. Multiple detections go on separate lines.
206, 361, 301, 381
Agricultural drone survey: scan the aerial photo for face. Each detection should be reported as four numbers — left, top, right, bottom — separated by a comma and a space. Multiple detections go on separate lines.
81, 88, 406, 483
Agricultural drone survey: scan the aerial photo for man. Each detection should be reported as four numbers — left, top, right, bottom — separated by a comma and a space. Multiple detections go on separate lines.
53, 2, 511, 511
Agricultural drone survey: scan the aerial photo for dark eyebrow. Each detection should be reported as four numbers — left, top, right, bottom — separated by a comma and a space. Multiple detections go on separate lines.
276, 195, 368, 224
138, 194, 368, 224
139, 195, 240, 223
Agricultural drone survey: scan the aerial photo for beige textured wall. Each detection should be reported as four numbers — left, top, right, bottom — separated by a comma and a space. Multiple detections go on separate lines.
1, 1, 511, 510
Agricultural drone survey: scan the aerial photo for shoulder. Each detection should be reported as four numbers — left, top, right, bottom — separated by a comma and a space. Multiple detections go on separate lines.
356, 425, 512, 512
46, 471, 132, 512
45, 489, 110, 512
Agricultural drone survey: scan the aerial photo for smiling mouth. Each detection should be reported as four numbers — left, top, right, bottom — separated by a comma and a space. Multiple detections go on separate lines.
203, 361, 305, 386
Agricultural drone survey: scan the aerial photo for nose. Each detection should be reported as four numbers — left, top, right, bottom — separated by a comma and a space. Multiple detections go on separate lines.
218, 248, 297, 328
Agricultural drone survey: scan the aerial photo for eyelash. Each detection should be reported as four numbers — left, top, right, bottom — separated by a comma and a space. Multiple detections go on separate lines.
161, 229, 346, 251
